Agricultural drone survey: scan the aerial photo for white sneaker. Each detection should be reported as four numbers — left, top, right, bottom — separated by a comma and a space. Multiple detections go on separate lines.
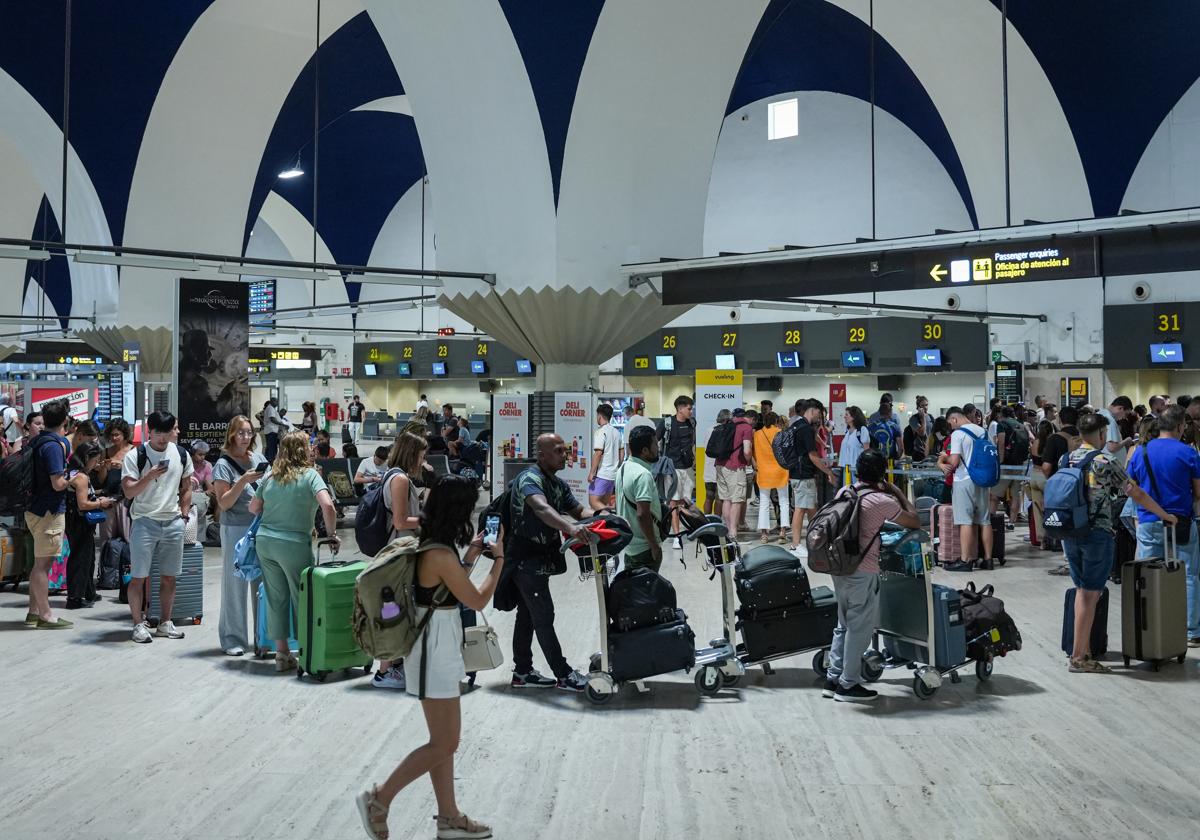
155, 620, 185, 639
373, 665, 407, 690
132, 622, 153, 644
223, 646, 245, 657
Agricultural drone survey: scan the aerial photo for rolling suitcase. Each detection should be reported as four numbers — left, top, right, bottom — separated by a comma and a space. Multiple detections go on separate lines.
737, 586, 837, 660
1061, 586, 1107, 657
987, 513, 1006, 563
1121, 526, 1188, 669
1111, 525, 1136, 584
297, 543, 372, 682
149, 542, 204, 624
734, 544, 812, 616
97, 537, 128, 590
0, 527, 24, 591
881, 583, 968, 668
255, 582, 298, 657
932, 504, 961, 565
606, 609, 695, 682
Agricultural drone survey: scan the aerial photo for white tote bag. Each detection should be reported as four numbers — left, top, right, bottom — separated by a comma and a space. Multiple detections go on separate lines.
462, 611, 504, 672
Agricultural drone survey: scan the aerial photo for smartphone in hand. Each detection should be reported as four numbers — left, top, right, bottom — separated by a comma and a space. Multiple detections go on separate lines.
484, 514, 501, 546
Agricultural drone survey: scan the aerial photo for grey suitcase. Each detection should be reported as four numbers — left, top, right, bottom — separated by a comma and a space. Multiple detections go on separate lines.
149, 542, 204, 625
1121, 525, 1187, 669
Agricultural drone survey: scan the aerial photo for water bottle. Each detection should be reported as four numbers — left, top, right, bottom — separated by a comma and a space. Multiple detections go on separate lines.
380, 586, 400, 621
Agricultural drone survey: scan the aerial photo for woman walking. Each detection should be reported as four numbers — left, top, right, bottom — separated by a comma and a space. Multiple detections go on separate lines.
212, 415, 270, 656
64, 441, 113, 609
373, 431, 430, 691
247, 431, 338, 672
752, 412, 790, 543
356, 475, 503, 840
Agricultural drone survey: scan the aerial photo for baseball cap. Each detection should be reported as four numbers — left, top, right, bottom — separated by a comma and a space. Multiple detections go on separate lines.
731, 408, 747, 418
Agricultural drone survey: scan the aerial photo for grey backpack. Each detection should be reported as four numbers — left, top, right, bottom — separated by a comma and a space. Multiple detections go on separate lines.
804, 485, 885, 576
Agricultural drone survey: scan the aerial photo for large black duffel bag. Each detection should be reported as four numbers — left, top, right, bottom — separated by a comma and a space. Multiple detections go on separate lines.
607, 610, 695, 682
735, 544, 812, 616
607, 567, 677, 632
737, 586, 838, 661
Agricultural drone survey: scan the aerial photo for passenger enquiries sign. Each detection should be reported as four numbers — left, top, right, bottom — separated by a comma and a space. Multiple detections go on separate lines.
694, 369, 744, 508
175, 278, 250, 450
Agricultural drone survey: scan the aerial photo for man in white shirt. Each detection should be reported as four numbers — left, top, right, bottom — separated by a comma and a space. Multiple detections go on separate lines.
623, 402, 655, 437
122, 410, 194, 644
587, 403, 623, 509
938, 406, 995, 571
415, 394, 429, 413
0, 394, 22, 450
262, 398, 284, 461
355, 446, 389, 487
1097, 395, 1134, 466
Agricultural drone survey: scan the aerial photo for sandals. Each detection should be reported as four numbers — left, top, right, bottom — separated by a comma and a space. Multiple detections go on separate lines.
355, 787, 389, 839
436, 812, 492, 839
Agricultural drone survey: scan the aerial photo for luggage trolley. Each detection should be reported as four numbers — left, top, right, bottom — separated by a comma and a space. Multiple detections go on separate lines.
684, 516, 882, 693
870, 525, 994, 698
566, 517, 720, 705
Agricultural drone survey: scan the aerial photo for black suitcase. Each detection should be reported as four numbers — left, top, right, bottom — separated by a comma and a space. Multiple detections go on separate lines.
989, 513, 1006, 562
607, 610, 695, 682
737, 586, 837, 660
97, 537, 127, 590
1062, 586, 1107, 657
1111, 526, 1136, 584
607, 567, 677, 632
735, 544, 812, 615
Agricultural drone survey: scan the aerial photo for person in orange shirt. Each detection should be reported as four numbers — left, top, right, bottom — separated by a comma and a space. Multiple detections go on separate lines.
753, 412, 791, 543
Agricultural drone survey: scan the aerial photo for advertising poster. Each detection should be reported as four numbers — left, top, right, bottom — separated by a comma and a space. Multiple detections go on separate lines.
491, 394, 529, 499
694, 370, 743, 508
176, 278, 250, 450
828, 382, 847, 454
30, 384, 94, 421
554, 391, 594, 500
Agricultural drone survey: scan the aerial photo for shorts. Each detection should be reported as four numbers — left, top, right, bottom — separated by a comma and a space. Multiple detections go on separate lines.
405, 607, 465, 699
23, 510, 65, 557
715, 465, 747, 503
129, 516, 186, 578
790, 478, 818, 510
989, 478, 1016, 499
672, 467, 696, 503
589, 477, 615, 497
951, 481, 990, 526
1064, 529, 1115, 591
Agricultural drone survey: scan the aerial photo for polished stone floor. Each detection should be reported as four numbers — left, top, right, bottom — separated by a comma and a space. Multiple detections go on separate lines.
2, 528, 1198, 840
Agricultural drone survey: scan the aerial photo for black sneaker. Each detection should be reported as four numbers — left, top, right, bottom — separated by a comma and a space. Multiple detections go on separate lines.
943, 558, 974, 572
978, 558, 995, 571
821, 679, 838, 699
834, 683, 878, 703
511, 670, 556, 689
556, 670, 588, 692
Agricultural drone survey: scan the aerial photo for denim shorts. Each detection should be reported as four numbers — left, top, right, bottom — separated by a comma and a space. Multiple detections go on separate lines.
1063, 529, 1114, 591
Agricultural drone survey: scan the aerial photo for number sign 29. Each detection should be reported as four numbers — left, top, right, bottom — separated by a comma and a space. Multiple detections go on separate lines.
847, 321, 867, 345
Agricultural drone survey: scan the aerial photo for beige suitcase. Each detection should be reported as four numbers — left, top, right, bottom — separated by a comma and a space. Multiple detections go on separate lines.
1121, 524, 1188, 670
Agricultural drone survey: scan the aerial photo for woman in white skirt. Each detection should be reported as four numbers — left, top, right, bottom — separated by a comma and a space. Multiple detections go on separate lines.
357, 475, 504, 840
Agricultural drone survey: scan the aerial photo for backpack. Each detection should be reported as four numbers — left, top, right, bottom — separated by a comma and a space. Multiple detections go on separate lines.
649, 456, 679, 505
351, 536, 452, 660
354, 467, 403, 557
97, 537, 128, 589
771, 423, 801, 471
961, 428, 1000, 487
135, 443, 190, 475
804, 484, 887, 576
326, 470, 353, 500
958, 582, 1022, 659
999, 418, 1030, 465
0, 443, 38, 516
705, 421, 736, 461
660, 418, 696, 469
1042, 449, 1101, 539
867, 419, 897, 458
606, 566, 678, 632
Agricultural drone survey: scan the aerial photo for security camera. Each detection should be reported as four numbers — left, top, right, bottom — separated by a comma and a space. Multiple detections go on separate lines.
1133, 282, 1152, 301
946, 293, 961, 310
729, 308, 742, 322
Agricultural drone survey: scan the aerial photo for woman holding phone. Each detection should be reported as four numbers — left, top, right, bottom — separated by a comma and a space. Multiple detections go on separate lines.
212, 415, 270, 656
357, 475, 503, 840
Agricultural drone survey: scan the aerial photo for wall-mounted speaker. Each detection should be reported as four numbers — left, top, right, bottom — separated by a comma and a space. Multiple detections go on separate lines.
1133, 282, 1152, 301
946, 293, 961, 310
756, 376, 783, 392
877, 375, 904, 392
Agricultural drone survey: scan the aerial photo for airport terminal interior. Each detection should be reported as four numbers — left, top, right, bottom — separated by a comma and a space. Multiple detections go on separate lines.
4, 3, 1200, 839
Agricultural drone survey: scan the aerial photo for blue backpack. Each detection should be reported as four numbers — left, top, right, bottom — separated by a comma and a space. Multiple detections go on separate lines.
1042, 450, 1102, 539
867, 419, 897, 459
961, 428, 1000, 487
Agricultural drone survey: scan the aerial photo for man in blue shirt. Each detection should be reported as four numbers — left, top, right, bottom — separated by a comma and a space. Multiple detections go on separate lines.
1126, 404, 1200, 645
506, 433, 590, 692
23, 398, 73, 629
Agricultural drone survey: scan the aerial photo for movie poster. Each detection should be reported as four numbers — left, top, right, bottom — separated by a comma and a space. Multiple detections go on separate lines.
176, 278, 249, 450
554, 392, 594, 500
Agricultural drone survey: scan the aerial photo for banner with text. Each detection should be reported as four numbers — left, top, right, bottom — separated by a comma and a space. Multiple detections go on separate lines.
176, 277, 250, 451
491, 394, 529, 500
30, 384, 94, 421
694, 370, 743, 507
554, 391, 594, 500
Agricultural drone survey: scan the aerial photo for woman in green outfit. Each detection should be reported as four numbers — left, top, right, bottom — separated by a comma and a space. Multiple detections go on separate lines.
248, 430, 339, 672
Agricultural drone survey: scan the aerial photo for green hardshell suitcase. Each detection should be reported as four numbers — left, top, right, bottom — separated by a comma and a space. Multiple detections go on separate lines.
297, 544, 373, 682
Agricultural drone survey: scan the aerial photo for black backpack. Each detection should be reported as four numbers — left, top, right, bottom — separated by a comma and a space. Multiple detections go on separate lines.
1000, 418, 1030, 465
606, 566, 678, 632
0, 444, 38, 516
660, 418, 696, 469
705, 422, 736, 460
134, 443, 190, 474
354, 467, 403, 557
958, 582, 1022, 659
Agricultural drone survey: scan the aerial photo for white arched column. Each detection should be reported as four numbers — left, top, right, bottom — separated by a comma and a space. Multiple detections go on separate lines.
830, 0, 1092, 226
1123, 75, 1200, 212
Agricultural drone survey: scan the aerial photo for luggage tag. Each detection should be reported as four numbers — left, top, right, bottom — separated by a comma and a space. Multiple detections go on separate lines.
989, 628, 1001, 643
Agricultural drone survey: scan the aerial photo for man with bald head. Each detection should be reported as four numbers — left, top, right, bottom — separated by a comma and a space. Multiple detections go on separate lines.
505, 433, 591, 692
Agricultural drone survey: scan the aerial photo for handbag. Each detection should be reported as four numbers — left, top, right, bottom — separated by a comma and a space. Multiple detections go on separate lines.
461, 610, 504, 672
233, 516, 263, 581
85, 509, 107, 524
